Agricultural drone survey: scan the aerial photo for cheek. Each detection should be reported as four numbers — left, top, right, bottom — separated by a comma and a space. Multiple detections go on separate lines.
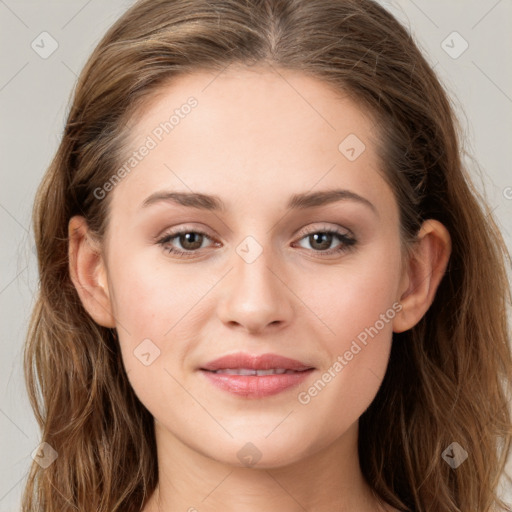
293, 241, 401, 421
108, 248, 195, 336
300, 237, 402, 345
106, 251, 193, 382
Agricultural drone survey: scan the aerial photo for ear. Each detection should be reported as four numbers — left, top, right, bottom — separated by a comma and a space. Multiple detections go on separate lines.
68, 215, 116, 328
393, 219, 452, 333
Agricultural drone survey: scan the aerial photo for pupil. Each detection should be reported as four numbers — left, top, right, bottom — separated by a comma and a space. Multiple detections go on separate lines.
311, 232, 332, 250
181, 232, 202, 250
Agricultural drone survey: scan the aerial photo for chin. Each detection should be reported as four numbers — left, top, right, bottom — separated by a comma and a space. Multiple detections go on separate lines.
202, 430, 319, 469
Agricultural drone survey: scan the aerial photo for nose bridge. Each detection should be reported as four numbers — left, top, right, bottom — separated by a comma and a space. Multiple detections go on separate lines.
217, 233, 292, 332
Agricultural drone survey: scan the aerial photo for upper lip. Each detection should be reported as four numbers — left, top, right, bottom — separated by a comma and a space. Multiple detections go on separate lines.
200, 352, 314, 371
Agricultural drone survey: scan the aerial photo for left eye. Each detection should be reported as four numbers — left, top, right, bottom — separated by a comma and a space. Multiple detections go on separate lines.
294, 230, 356, 254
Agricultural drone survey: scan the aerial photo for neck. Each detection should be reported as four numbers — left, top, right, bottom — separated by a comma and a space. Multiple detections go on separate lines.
145, 420, 392, 512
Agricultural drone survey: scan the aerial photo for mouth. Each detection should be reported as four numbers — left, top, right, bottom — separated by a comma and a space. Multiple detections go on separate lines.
200, 352, 314, 372
205, 368, 308, 375
199, 352, 315, 398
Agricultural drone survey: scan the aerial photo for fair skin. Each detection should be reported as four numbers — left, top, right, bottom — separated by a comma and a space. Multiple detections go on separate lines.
68, 65, 451, 511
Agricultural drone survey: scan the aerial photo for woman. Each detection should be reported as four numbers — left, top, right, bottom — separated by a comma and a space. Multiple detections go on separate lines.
22, 0, 512, 510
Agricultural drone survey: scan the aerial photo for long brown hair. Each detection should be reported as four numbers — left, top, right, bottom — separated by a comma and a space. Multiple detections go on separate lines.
22, 0, 512, 510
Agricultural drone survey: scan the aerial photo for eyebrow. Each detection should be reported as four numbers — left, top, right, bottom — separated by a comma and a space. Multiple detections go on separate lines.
140, 188, 378, 216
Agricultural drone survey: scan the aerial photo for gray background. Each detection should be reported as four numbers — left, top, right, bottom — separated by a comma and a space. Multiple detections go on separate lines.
1, 0, 511, 509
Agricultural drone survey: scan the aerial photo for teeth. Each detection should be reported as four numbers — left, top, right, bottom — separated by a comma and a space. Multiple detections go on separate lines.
212, 368, 295, 376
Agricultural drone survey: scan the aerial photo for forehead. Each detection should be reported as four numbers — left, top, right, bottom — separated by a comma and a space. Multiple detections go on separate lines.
109, 65, 393, 221
127, 65, 378, 150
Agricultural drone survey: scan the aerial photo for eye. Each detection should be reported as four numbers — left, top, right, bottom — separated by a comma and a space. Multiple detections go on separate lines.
156, 228, 218, 258
156, 224, 357, 259
293, 226, 357, 256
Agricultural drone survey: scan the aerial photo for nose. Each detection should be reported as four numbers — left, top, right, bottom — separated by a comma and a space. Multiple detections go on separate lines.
217, 241, 293, 335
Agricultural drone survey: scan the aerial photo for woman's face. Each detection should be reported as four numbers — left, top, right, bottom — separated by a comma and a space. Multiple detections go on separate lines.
99, 66, 408, 467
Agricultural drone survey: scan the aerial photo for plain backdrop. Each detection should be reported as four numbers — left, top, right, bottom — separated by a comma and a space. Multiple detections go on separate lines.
1, 0, 511, 510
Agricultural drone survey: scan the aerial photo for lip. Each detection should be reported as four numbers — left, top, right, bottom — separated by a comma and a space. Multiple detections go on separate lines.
199, 352, 315, 398
200, 352, 313, 371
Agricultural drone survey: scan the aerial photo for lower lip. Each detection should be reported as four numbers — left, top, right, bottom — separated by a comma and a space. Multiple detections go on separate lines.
200, 369, 314, 398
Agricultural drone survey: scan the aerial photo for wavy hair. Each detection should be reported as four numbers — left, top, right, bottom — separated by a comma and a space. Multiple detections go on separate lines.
22, 0, 512, 510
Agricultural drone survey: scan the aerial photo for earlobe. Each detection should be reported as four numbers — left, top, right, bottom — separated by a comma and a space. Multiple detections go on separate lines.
393, 219, 452, 333
68, 215, 116, 328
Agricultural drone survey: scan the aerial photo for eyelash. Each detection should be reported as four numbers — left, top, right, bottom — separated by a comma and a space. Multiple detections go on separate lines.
156, 225, 357, 259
